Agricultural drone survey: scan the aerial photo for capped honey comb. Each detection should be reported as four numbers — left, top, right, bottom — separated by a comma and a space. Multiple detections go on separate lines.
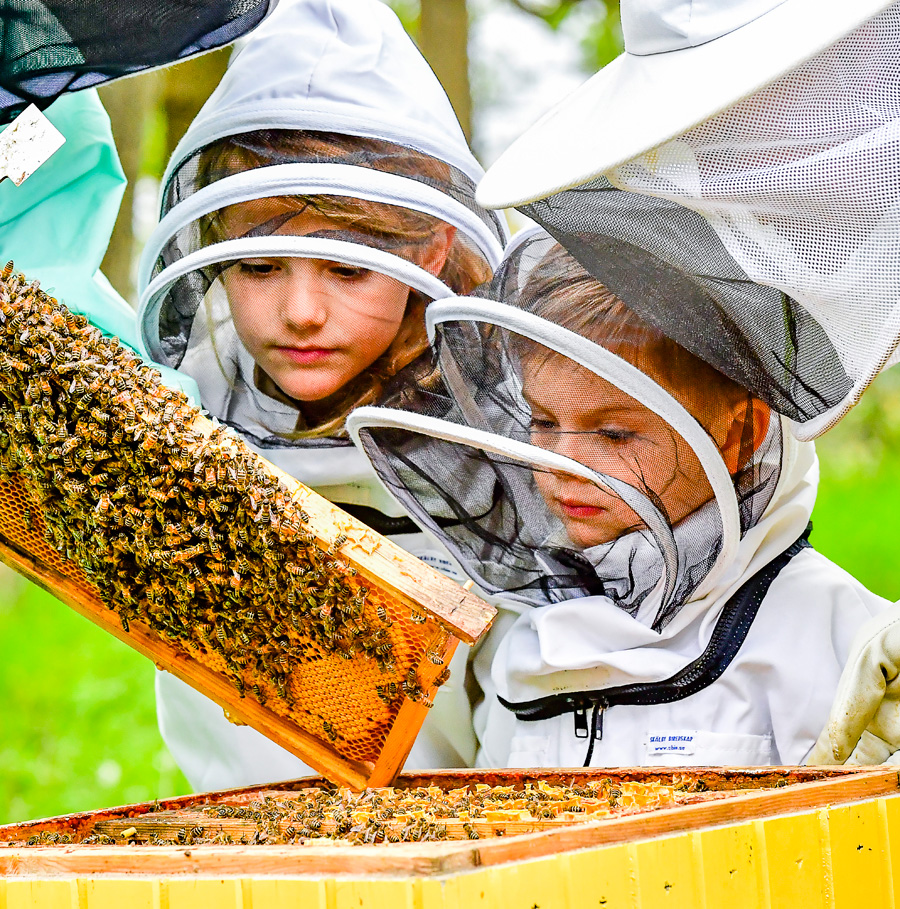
0, 264, 495, 788
20, 778, 690, 846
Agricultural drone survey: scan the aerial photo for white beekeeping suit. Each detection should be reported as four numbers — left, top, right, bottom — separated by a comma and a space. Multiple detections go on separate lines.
347, 219, 890, 767
136, 0, 506, 791
476, 0, 900, 765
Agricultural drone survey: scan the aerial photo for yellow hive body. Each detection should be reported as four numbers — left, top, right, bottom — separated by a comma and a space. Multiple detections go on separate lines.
0, 768, 898, 908
0, 265, 495, 788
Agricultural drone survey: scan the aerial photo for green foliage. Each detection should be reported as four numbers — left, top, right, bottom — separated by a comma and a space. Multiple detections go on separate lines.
0, 572, 190, 825
384, 0, 421, 37
812, 369, 900, 601
501, 0, 623, 71
581, 0, 623, 71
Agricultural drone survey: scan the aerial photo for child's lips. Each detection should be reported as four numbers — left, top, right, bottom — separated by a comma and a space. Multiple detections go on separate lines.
557, 499, 606, 519
277, 346, 336, 364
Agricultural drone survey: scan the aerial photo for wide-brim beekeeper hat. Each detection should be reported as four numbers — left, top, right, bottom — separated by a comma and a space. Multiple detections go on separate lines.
477, 0, 894, 208
478, 0, 900, 441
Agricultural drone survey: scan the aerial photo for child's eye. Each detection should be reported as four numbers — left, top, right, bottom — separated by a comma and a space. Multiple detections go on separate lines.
236, 259, 278, 276
528, 417, 558, 431
596, 428, 636, 443
328, 263, 370, 280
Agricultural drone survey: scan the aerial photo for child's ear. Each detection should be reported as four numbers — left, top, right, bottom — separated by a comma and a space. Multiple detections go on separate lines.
719, 399, 772, 475
420, 224, 456, 276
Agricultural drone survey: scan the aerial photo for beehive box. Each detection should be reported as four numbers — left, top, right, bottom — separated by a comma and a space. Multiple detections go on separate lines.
0, 266, 495, 789
1, 768, 898, 908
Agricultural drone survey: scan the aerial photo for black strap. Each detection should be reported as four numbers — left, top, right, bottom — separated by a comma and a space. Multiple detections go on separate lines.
336, 503, 467, 537
336, 503, 420, 536
499, 524, 813, 721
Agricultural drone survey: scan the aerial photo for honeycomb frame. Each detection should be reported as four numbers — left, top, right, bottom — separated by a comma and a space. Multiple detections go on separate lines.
0, 267, 495, 789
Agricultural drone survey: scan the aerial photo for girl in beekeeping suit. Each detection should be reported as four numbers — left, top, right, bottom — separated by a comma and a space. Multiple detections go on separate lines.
346, 212, 891, 768
136, 0, 506, 791
473, 0, 900, 765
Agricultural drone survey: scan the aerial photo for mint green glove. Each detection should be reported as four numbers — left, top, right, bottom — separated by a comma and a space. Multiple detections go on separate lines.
0, 90, 199, 404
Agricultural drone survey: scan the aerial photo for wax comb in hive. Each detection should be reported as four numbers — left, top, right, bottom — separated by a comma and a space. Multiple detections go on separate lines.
0, 265, 496, 788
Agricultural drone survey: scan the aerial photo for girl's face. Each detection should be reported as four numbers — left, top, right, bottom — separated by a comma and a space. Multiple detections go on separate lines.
220, 199, 451, 402
521, 354, 717, 549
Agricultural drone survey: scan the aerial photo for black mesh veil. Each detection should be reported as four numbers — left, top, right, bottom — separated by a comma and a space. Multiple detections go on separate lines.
350, 229, 784, 629
519, 178, 851, 426
0, 1, 272, 124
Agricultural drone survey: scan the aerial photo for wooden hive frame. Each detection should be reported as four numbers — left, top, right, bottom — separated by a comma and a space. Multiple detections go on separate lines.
0, 767, 897, 878
0, 268, 496, 789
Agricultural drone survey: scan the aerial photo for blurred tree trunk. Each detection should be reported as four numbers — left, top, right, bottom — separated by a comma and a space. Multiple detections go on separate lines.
161, 48, 231, 164
419, 0, 472, 140
98, 48, 230, 307
98, 71, 162, 306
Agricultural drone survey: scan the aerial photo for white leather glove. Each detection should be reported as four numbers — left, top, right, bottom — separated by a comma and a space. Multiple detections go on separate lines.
807, 604, 900, 765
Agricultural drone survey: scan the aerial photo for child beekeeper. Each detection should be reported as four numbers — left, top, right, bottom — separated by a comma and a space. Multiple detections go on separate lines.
347, 210, 891, 767
474, 0, 900, 765
135, 0, 506, 791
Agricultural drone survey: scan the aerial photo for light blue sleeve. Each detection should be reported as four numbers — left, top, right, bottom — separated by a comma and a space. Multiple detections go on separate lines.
0, 90, 200, 403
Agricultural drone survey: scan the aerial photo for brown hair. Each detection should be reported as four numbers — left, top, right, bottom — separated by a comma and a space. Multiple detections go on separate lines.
516, 244, 755, 427
198, 130, 492, 438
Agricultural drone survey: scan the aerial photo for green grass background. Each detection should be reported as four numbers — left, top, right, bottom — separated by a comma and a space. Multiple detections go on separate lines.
2, 372, 899, 824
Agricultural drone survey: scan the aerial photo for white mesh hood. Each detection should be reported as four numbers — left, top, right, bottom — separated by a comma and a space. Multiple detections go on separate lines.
135, 0, 505, 456
160, 0, 485, 186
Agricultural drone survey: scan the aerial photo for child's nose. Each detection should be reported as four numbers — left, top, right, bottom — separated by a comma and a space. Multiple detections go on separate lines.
279, 262, 329, 329
552, 431, 585, 461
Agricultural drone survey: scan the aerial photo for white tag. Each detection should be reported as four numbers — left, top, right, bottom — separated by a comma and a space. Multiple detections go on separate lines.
415, 550, 466, 583
0, 105, 65, 185
645, 731, 698, 756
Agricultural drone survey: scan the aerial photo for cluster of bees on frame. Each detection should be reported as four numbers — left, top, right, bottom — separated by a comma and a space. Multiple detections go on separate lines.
0, 265, 429, 729
19, 779, 687, 847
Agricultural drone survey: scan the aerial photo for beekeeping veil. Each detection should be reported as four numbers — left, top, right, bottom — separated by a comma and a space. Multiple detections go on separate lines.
0, 1, 276, 124
349, 224, 787, 636
478, 0, 900, 441
136, 0, 506, 461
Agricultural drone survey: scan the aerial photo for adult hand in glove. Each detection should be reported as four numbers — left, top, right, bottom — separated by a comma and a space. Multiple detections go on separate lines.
807, 604, 900, 765
0, 89, 200, 403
